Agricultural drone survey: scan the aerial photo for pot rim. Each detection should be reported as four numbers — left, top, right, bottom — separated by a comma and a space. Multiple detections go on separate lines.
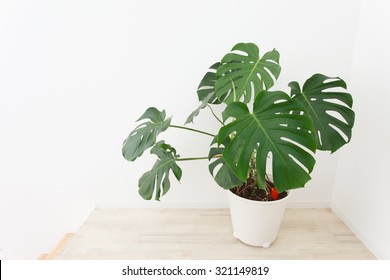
228, 189, 290, 205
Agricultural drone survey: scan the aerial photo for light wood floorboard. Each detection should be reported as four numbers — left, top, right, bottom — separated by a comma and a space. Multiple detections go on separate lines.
58, 208, 375, 260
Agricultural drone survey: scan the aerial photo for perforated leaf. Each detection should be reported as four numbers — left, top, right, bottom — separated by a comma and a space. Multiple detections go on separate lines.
138, 141, 182, 200
289, 74, 355, 152
218, 91, 317, 191
122, 107, 171, 161
215, 43, 281, 104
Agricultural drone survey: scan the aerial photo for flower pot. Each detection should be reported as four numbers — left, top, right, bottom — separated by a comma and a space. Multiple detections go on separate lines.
228, 189, 290, 248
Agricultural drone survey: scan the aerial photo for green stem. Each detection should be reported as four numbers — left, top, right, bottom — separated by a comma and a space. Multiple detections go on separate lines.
176, 157, 209, 161
207, 105, 224, 125
169, 125, 215, 138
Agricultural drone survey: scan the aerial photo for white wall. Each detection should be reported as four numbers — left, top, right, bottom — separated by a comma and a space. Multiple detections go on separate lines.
0, 0, 361, 259
92, 0, 360, 208
332, 0, 390, 260
0, 1, 100, 259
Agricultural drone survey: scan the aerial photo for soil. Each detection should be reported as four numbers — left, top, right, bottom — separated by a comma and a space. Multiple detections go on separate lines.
230, 175, 288, 202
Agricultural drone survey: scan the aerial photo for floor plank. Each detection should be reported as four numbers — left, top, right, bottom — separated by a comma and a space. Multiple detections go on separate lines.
58, 208, 375, 260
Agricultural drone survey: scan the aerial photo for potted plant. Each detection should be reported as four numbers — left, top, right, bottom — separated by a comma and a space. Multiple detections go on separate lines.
122, 42, 355, 247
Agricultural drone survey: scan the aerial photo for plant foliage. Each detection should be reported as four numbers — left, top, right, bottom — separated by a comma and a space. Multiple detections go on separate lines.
123, 42, 355, 200
208, 137, 244, 189
186, 63, 221, 124
122, 107, 171, 161
138, 141, 182, 200
218, 91, 317, 191
215, 43, 281, 104
289, 74, 355, 152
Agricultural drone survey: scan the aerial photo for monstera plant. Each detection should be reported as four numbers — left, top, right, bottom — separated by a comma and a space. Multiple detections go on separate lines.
122, 42, 355, 201
122, 42, 355, 247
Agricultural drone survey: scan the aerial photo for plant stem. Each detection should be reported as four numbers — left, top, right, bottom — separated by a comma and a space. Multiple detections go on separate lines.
207, 105, 224, 125
176, 157, 209, 161
169, 125, 215, 137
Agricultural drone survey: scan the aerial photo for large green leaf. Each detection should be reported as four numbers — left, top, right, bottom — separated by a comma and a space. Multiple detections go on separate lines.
122, 107, 171, 161
289, 74, 355, 153
215, 43, 281, 104
218, 91, 317, 192
185, 63, 222, 124
208, 138, 244, 189
138, 141, 182, 200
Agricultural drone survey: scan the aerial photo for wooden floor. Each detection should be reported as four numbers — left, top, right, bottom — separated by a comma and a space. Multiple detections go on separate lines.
58, 208, 375, 260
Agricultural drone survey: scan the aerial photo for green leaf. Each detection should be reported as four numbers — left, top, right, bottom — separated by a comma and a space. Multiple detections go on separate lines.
218, 91, 317, 192
138, 141, 182, 200
122, 107, 171, 161
197, 62, 222, 104
185, 92, 214, 125
185, 63, 222, 124
208, 139, 244, 189
215, 43, 281, 104
289, 74, 355, 153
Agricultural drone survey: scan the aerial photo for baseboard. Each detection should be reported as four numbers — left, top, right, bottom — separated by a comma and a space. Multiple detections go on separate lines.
95, 201, 330, 209
331, 204, 383, 259
37, 233, 74, 260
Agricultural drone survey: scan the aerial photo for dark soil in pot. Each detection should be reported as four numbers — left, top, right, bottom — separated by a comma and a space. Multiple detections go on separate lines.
230, 175, 288, 202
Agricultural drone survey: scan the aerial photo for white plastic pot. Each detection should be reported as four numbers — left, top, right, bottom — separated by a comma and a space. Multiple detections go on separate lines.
228, 190, 290, 248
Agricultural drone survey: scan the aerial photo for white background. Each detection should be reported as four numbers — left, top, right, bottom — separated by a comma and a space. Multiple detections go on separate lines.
2, 260, 390, 280
0, 0, 389, 259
